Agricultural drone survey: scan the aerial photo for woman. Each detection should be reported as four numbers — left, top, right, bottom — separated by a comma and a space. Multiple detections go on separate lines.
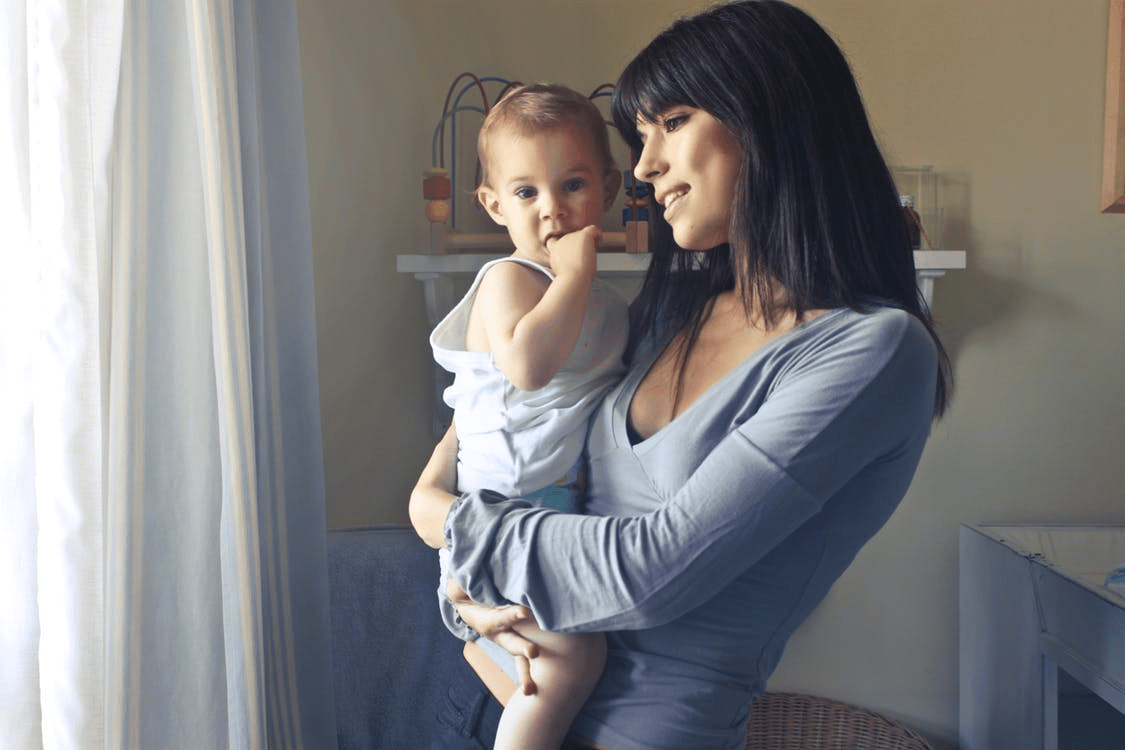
411, 2, 952, 748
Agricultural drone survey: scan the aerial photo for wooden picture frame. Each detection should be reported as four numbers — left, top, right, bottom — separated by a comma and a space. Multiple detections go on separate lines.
1103, 0, 1125, 212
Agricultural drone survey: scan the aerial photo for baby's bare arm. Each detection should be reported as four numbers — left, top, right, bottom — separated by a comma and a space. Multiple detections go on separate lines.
474, 227, 600, 391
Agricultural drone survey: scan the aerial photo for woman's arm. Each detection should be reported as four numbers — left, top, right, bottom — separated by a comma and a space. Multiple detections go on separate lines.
445, 310, 939, 632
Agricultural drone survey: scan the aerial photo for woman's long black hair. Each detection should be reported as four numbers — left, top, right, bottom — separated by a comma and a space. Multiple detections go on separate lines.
612, 0, 951, 417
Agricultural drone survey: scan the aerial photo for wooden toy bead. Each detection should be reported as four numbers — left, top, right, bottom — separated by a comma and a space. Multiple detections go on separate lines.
423, 168, 452, 200
426, 199, 451, 224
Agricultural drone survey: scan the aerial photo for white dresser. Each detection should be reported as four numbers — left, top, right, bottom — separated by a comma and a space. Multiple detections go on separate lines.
959, 524, 1125, 749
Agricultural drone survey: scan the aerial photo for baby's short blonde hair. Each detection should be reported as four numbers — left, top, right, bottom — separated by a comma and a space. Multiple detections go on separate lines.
477, 83, 617, 189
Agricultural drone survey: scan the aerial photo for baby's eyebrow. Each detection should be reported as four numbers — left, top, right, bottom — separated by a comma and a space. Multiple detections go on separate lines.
502, 165, 596, 187
500, 173, 543, 188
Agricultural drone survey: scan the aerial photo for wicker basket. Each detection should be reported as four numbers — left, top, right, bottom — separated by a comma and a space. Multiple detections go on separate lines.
745, 692, 934, 750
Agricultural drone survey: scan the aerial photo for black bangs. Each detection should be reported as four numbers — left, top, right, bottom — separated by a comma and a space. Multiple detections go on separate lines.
610, 32, 698, 153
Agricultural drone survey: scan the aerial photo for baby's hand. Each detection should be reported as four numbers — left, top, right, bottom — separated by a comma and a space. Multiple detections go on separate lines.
546, 225, 601, 279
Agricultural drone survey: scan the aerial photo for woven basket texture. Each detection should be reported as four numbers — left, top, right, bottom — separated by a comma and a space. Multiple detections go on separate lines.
745, 692, 934, 750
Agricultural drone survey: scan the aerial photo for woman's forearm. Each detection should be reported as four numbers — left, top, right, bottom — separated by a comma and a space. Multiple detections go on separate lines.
445, 434, 816, 631
409, 424, 459, 549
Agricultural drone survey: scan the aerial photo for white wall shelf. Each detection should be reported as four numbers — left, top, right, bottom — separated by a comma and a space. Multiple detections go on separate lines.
398, 249, 965, 328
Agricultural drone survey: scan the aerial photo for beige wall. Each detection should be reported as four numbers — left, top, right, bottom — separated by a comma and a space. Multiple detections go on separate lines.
296, 0, 1125, 744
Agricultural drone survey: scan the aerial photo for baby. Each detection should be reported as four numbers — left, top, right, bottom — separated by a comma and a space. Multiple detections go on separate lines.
425, 83, 627, 750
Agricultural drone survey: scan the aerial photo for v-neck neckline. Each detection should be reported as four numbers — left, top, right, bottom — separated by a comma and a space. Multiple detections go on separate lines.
617, 306, 848, 449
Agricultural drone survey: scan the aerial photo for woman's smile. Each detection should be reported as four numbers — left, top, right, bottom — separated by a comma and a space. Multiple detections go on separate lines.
659, 187, 688, 217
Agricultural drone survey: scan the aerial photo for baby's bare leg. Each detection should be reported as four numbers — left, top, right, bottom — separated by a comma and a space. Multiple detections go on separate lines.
492, 622, 606, 750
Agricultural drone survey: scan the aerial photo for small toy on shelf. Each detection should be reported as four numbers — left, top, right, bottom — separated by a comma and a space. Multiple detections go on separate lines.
891, 165, 942, 251
422, 167, 451, 224
899, 195, 924, 250
623, 170, 651, 254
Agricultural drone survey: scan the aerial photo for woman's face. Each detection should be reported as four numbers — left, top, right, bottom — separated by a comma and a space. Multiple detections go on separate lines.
633, 107, 743, 251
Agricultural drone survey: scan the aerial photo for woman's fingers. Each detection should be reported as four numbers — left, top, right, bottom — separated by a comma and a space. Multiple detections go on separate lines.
446, 579, 539, 652
514, 655, 536, 695
480, 621, 537, 694
446, 579, 541, 693
461, 602, 538, 655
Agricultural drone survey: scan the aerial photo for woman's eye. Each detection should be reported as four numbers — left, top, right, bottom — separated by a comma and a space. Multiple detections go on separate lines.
663, 114, 687, 132
564, 178, 586, 192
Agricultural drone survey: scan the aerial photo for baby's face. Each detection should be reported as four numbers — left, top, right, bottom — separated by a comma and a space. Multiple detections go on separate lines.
479, 125, 613, 261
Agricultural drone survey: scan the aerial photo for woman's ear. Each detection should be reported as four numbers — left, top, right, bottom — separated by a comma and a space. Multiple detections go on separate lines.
602, 169, 623, 211
476, 186, 507, 226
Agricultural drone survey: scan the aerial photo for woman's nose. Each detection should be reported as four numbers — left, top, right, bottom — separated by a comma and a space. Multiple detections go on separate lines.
633, 140, 663, 182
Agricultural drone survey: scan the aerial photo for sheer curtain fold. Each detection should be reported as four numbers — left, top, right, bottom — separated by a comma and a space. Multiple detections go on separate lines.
1, 1, 336, 748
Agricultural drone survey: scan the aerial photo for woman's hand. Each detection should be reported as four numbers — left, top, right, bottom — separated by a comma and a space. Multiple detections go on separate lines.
446, 577, 541, 695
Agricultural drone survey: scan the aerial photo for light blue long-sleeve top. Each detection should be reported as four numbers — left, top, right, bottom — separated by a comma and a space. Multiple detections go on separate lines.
444, 303, 938, 750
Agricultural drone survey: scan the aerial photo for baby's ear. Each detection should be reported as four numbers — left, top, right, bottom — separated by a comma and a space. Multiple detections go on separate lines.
476, 186, 507, 226
602, 169, 623, 210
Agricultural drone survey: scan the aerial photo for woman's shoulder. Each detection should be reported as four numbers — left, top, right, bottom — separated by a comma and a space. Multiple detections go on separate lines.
818, 301, 928, 340
794, 302, 937, 374
768, 304, 938, 439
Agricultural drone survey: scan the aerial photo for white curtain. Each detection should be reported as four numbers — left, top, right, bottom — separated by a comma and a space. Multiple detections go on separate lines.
0, 1, 337, 748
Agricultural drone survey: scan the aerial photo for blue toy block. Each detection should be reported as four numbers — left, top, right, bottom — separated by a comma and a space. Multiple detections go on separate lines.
622, 207, 650, 223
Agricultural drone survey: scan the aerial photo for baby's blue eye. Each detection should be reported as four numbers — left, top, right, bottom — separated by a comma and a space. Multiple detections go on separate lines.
514, 187, 535, 200
564, 178, 586, 192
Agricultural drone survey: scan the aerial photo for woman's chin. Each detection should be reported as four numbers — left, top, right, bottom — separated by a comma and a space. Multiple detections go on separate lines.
673, 234, 727, 253
670, 223, 728, 252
